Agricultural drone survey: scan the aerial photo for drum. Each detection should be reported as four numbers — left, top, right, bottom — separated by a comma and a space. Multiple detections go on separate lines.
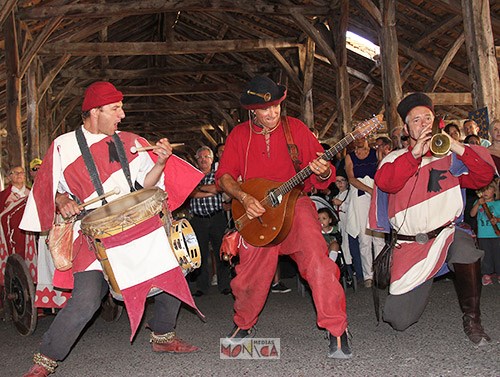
81, 188, 200, 300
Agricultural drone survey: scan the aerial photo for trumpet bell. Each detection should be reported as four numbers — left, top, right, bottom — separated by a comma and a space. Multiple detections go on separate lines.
430, 134, 450, 156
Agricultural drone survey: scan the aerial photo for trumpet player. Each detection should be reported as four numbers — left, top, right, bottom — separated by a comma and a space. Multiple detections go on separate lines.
369, 92, 496, 346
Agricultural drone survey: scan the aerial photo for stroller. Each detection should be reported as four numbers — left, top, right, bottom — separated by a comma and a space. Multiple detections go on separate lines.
311, 195, 357, 292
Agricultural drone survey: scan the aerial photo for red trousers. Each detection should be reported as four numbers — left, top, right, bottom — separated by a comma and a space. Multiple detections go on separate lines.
231, 196, 348, 336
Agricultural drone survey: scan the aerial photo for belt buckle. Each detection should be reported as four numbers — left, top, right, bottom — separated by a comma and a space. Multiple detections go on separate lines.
415, 233, 429, 244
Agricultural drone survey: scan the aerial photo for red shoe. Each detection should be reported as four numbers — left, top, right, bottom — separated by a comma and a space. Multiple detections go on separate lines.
150, 332, 200, 353
22, 364, 52, 377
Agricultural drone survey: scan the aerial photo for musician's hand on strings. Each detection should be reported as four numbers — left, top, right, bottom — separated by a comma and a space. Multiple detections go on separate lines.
55, 193, 81, 219
240, 193, 265, 219
309, 154, 331, 179
154, 138, 173, 164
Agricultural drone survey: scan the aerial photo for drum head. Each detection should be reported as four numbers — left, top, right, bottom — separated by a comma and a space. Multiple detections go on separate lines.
81, 187, 167, 238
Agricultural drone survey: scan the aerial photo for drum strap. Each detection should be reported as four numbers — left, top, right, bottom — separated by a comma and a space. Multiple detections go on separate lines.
112, 133, 135, 192
75, 127, 108, 205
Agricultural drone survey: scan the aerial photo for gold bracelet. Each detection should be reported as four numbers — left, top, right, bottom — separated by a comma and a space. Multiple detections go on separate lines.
318, 169, 332, 181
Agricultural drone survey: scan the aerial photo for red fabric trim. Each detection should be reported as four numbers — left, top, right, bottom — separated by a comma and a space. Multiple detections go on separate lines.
121, 267, 203, 341
100, 215, 163, 249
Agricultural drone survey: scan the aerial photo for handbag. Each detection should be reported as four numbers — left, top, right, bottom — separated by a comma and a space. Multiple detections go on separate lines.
220, 229, 240, 265
47, 214, 75, 271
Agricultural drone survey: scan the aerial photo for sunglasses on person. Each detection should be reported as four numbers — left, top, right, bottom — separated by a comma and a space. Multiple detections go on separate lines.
401, 135, 409, 141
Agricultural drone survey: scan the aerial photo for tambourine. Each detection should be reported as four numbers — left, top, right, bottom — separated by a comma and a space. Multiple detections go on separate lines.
168, 219, 201, 274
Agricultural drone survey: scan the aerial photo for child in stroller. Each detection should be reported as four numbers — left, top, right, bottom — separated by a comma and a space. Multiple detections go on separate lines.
313, 197, 357, 292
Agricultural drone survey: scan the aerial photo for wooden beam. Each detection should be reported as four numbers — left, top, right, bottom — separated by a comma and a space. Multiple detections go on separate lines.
51, 96, 80, 137
19, 17, 63, 78
26, 62, 40, 165
424, 33, 464, 93
41, 39, 300, 56
414, 15, 462, 50
116, 83, 241, 96
18, 1, 333, 19
290, 10, 338, 68
398, 42, 470, 88
0, 0, 17, 29
315, 53, 373, 83
379, 0, 403, 133
332, 0, 351, 135
300, 37, 315, 128
124, 100, 239, 112
355, 0, 382, 27
423, 92, 472, 105
37, 54, 71, 104
461, 0, 500, 121
268, 47, 303, 94
58, 64, 251, 79
200, 126, 217, 147
4, 10, 24, 168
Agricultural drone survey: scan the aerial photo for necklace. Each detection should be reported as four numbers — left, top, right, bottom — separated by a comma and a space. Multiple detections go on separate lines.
250, 120, 280, 157
251, 123, 280, 136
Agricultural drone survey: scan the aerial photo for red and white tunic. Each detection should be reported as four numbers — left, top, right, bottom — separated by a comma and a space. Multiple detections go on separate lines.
369, 146, 495, 295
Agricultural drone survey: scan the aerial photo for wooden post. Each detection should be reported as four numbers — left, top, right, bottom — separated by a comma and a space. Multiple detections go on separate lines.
26, 62, 40, 164
461, 0, 500, 122
332, 0, 351, 136
4, 11, 24, 168
379, 0, 402, 132
300, 38, 315, 128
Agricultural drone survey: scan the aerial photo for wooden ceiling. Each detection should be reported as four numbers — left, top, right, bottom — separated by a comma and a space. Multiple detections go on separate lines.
0, 0, 499, 165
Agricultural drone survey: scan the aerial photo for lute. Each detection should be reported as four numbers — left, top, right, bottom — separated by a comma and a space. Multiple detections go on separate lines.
232, 115, 383, 247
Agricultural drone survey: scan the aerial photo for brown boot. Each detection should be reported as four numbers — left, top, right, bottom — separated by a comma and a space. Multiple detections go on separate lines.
453, 260, 491, 346
150, 331, 200, 353
22, 353, 57, 376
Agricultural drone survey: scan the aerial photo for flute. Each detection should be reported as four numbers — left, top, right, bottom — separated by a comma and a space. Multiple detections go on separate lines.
477, 191, 500, 236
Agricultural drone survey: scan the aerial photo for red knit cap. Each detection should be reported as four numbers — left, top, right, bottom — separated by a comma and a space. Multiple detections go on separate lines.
81, 82, 123, 111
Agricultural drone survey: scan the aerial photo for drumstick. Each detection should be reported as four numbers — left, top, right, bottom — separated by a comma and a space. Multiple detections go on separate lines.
79, 187, 120, 209
130, 143, 185, 154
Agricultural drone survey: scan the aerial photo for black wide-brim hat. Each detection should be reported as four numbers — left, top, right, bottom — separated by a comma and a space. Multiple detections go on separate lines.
240, 76, 287, 110
397, 92, 434, 123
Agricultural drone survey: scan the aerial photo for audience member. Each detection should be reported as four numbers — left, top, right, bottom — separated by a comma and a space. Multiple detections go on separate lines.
318, 207, 340, 262
189, 146, 231, 296
344, 136, 385, 288
0, 166, 30, 211
487, 119, 500, 172
375, 136, 393, 161
444, 123, 462, 142
463, 134, 481, 146
29, 158, 42, 185
470, 178, 500, 286
463, 119, 491, 147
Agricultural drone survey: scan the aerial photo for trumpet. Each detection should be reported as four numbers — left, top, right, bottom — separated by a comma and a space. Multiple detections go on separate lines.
430, 117, 450, 156
246, 90, 271, 102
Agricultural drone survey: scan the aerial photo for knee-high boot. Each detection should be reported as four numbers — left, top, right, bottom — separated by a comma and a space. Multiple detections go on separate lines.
453, 260, 491, 346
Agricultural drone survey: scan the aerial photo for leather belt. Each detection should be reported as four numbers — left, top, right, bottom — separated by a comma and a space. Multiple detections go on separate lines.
193, 211, 222, 219
396, 224, 451, 245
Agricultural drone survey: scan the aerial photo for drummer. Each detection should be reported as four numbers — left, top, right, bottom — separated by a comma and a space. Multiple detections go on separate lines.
20, 82, 199, 377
